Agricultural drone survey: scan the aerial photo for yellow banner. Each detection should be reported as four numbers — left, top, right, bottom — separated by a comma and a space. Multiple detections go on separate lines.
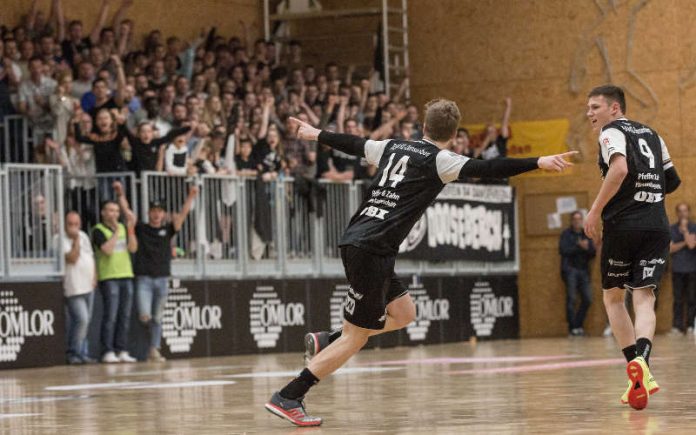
463, 119, 570, 176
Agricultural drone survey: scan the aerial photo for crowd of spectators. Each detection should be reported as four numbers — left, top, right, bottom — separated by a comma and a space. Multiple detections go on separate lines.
1, 0, 513, 364
1, 0, 511, 188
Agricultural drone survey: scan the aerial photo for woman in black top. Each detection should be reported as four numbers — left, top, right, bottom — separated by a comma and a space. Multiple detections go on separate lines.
73, 108, 129, 173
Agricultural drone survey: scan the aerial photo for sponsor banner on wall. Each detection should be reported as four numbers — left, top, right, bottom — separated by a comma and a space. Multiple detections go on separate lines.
228, 281, 309, 354
466, 276, 519, 340
399, 183, 516, 262
399, 275, 451, 345
159, 279, 222, 359
438, 276, 471, 343
0, 282, 64, 369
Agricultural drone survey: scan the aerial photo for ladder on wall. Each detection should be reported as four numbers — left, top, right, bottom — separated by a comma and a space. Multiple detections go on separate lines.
264, 0, 410, 100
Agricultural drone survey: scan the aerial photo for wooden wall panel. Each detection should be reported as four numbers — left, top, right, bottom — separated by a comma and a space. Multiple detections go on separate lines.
2, 0, 260, 46
409, 0, 696, 337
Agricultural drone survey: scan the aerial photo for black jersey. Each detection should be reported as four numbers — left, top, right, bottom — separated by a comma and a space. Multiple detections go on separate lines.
339, 138, 470, 255
597, 118, 673, 232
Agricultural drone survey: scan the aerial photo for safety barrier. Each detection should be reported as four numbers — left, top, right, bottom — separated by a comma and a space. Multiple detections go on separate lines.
0, 166, 518, 280
1, 115, 33, 164
1, 164, 64, 278
64, 172, 139, 233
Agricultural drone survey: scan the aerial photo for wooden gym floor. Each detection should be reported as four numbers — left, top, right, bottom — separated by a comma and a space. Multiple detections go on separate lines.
1, 334, 695, 434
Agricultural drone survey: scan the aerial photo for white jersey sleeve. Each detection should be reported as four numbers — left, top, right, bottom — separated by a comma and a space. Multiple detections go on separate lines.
658, 135, 673, 170
599, 128, 626, 164
364, 139, 390, 166
436, 149, 470, 184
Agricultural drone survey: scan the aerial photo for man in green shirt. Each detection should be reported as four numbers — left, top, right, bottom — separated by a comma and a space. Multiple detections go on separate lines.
92, 198, 138, 363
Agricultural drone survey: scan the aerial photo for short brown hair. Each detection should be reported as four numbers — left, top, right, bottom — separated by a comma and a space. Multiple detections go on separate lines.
423, 99, 461, 142
588, 85, 626, 113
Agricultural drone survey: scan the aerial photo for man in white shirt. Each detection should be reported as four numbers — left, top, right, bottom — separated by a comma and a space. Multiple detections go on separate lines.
62, 211, 97, 365
18, 56, 56, 145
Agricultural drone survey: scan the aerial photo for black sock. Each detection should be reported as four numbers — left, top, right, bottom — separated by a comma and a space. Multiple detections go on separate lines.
636, 338, 652, 365
328, 328, 342, 344
279, 368, 319, 400
622, 344, 637, 363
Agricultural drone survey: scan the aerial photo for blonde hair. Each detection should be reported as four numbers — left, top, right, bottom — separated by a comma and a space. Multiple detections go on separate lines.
423, 98, 461, 142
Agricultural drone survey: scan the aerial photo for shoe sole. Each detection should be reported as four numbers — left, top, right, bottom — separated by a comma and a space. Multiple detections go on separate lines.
264, 402, 322, 427
621, 386, 658, 405
626, 361, 649, 410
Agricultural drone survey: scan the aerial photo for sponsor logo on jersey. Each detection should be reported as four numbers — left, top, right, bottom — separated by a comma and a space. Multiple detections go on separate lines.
608, 259, 631, 267
330, 285, 350, 331
643, 266, 656, 280
639, 258, 665, 266
360, 205, 389, 220
399, 215, 427, 253
607, 271, 630, 277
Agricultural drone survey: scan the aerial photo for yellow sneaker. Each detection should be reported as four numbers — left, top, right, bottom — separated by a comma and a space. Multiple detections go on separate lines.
625, 356, 651, 410
621, 369, 659, 404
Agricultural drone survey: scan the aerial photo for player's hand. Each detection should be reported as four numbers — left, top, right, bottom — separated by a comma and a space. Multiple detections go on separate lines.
537, 151, 577, 172
584, 209, 601, 242
288, 116, 320, 141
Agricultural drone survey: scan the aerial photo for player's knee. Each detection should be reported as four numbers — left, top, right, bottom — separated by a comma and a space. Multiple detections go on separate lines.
396, 300, 417, 327
342, 325, 370, 349
603, 290, 624, 306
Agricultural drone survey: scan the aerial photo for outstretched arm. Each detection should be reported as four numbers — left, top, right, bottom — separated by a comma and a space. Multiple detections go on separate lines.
290, 116, 367, 157
456, 152, 575, 180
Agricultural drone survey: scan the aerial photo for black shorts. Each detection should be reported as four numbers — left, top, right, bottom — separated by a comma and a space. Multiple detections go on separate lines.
339, 245, 408, 330
601, 230, 670, 292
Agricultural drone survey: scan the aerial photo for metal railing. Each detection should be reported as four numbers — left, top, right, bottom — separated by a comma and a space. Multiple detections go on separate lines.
1, 115, 32, 164
2, 164, 64, 278
64, 172, 139, 232
0, 165, 518, 280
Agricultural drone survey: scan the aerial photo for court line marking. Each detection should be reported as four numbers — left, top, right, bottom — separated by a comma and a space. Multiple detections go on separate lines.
221, 367, 404, 379
360, 355, 580, 366
0, 395, 91, 404
45, 380, 235, 391
120, 380, 236, 389
0, 413, 42, 419
448, 358, 626, 375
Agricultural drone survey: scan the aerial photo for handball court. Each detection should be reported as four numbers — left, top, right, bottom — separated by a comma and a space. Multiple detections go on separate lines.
1, 335, 695, 434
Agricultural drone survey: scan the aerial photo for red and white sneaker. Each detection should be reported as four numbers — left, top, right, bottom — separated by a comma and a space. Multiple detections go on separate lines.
265, 392, 322, 427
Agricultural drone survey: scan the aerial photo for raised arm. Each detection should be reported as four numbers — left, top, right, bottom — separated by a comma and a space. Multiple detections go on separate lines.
258, 97, 273, 140
110, 54, 126, 106
336, 96, 348, 133
112, 0, 133, 37
500, 97, 512, 138
26, 0, 40, 33
89, 0, 111, 45
54, 0, 65, 42
172, 185, 199, 232
112, 180, 133, 216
